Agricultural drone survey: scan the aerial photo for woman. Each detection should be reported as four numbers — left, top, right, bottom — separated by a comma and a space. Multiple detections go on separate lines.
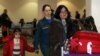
55, 5, 78, 40
3, 28, 34, 56
33, 4, 53, 56
54, 5, 78, 55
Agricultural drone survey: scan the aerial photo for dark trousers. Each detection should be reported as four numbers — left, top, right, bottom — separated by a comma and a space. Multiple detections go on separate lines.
40, 46, 49, 56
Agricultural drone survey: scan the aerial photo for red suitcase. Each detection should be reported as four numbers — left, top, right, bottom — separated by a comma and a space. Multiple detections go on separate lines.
70, 31, 100, 54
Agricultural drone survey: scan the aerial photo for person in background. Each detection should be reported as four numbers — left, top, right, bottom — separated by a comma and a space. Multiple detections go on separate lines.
81, 9, 86, 28
3, 28, 34, 56
32, 18, 37, 35
75, 11, 80, 19
0, 9, 12, 37
54, 5, 78, 55
1, 9, 12, 28
84, 16, 98, 32
82, 9, 86, 19
73, 19, 85, 31
19, 18, 25, 28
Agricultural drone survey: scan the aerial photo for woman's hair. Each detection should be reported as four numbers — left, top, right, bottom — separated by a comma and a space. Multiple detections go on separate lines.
42, 4, 52, 11
55, 5, 71, 19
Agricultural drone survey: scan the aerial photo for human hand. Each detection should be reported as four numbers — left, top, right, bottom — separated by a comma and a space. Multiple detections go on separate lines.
35, 49, 39, 54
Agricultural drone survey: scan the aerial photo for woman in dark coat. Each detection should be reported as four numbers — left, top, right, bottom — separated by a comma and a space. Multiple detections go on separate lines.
50, 5, 78, 56
55, 5, 78, 39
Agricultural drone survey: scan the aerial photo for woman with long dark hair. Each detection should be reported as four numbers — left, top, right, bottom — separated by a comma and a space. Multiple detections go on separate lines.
54, 5, 78, 55
55, 5, 78, 40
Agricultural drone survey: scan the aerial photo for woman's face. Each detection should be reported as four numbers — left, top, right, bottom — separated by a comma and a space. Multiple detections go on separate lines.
15, 32, 20, 38
43, 6, 52, 17
60, 7, 68, 20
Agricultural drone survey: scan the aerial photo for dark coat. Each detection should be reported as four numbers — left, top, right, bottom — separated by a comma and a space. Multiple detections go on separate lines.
49, 18, 65, 56
0, 13, 12, 28
34, 17, 56, 56
49, 18, 78, 56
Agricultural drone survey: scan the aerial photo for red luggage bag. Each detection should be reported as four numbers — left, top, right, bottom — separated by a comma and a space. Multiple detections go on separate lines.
70, 31, 100, 54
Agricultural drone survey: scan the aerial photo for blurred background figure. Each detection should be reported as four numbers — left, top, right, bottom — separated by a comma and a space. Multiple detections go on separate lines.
73, 19, 85, 31
84, 16, 98, 32
82, 9, 86, 19
0, 9, 12, 29
32, 18, 37, 35
19, 18, 25, 28
75, 11, 80, 19
0, 9, 12, 37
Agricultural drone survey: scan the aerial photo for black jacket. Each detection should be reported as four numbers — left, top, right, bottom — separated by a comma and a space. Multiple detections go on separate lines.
49, 18, 78, 56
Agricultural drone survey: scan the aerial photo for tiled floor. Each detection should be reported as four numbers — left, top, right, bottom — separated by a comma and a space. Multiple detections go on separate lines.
0, 37, 43, 56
